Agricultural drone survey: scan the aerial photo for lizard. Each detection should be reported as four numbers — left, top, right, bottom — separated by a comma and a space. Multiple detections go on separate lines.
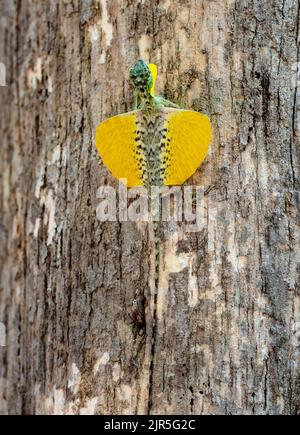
95, 59, 211, 410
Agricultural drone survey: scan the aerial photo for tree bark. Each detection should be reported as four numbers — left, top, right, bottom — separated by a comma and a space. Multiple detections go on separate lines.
0, 0, 299, 415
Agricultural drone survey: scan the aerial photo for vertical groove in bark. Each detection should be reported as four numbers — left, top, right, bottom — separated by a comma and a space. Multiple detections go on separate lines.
0, 0, 299, 415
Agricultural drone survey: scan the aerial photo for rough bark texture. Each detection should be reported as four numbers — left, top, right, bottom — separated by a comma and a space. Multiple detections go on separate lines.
0, 0, 299, 415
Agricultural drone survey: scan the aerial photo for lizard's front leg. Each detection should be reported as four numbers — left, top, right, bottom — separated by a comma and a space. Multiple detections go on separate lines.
154, 95, 180, 109
160, 97, 180, 108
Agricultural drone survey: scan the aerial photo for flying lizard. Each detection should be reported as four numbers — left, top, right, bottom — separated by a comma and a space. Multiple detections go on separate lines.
95, 60, 211, 408
96, 60, 211, 188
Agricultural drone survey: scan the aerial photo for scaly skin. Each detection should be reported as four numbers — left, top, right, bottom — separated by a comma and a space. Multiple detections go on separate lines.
130, 60, 179, 188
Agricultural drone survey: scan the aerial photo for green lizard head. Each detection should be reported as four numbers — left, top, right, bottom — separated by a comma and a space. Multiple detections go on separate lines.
130, 60, 153, 98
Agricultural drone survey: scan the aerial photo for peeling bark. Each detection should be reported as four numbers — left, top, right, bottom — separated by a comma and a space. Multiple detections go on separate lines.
0, 0, 299, 415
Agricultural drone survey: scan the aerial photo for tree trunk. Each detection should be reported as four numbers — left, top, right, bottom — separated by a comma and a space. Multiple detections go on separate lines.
0, 0, 299, 416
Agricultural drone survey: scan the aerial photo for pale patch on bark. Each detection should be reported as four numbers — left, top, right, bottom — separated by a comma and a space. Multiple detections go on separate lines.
158, 230, 198, 317
91, 0, 113, 52
99, 0, 113, 47
161, 0, 172, 11
53, 389, 65, 415
27, 57, 42, 90
50, 145, 61, 165
79, 397, 99, 415
93, 351, 110, 374
68, 363, 81, 394
33, 218, 40, 239
47, 76, 53, 93
34, 166, 45, 200
138, 34, 152, 61
34, 384, 99, 415
89, 0, 113, 64
44, 190, 57, 246
188, 264, 199, 307
89, 26, 100, 43
117, 384, 134, 414
2, 167, 10, 212
112, 363, 122, 383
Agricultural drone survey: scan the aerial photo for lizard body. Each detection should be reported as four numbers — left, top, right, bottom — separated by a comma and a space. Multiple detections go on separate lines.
95, 60, 211, 411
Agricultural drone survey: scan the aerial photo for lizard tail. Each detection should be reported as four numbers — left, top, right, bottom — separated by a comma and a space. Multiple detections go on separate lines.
147, 216, 161, 413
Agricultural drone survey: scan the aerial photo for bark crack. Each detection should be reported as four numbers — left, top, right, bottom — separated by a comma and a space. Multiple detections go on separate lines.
290, 0, 300, 188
